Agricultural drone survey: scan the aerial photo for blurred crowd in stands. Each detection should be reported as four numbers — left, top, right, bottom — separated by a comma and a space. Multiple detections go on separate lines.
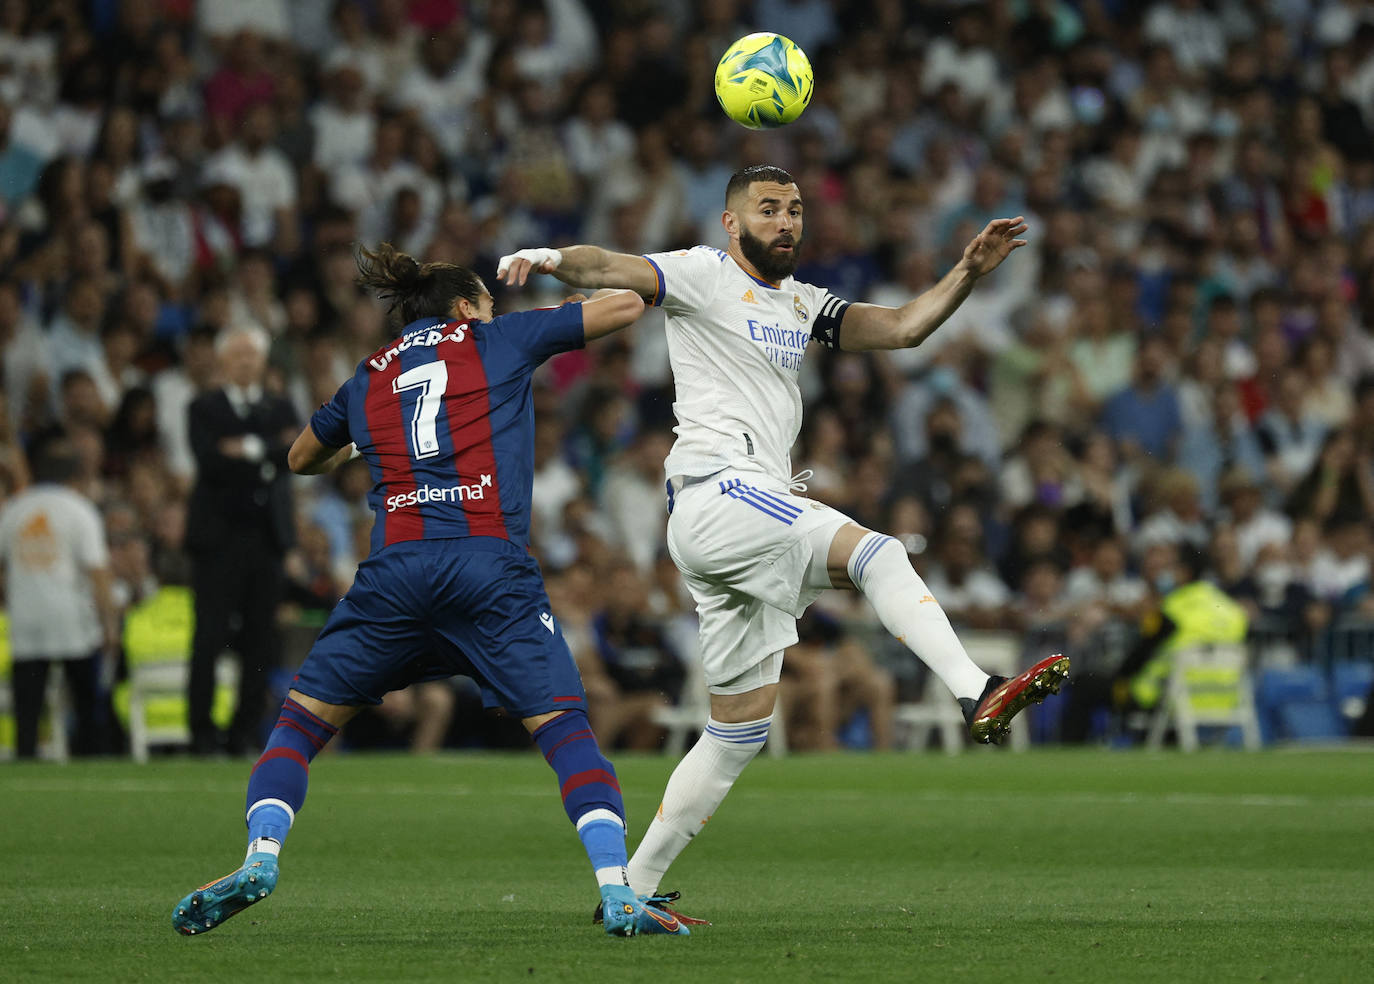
2, 0, 1374, 754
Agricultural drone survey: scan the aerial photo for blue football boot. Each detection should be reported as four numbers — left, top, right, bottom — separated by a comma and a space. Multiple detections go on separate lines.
172, 853, 279, 936
597, 886, 696, 936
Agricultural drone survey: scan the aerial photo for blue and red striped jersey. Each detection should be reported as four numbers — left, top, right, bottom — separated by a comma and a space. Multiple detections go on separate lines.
309, 306, 584, 554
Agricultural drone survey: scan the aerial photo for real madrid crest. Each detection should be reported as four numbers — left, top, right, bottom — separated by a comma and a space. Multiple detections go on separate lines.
793, 294, 810, 323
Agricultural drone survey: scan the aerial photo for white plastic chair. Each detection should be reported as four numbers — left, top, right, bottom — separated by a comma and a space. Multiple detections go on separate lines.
1145, 643, 1261, 751
126, 657, 239, 763
119, 586, 239, 762
894, 670, 967, 754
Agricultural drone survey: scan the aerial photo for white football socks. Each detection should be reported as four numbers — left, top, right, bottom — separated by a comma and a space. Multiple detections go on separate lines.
848, 532, 989, 701
245, 837, 281, 860
626, 716, 770, 895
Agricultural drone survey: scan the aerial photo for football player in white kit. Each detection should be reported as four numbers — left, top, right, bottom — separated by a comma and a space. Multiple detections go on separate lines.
498, 164, 1069, 909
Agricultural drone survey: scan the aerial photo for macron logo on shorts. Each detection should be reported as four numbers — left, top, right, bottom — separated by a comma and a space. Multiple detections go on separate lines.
539, 612, 556, 634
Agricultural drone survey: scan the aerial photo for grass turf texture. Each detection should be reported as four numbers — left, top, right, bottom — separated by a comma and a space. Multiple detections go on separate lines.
3, 749, 1370, 983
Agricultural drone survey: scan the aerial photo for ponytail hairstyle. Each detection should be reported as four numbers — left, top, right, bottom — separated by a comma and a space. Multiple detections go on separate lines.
356, 242, 486, 335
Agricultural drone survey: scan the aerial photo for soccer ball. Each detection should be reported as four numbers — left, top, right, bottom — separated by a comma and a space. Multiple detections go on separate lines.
714, 33, 813, 130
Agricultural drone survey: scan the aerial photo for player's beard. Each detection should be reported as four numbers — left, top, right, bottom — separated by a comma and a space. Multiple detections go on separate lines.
739, 226, 801, 281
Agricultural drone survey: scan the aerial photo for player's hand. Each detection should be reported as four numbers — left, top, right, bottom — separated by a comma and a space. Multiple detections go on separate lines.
496, 247, 563, 287
959, 216, 1028, 279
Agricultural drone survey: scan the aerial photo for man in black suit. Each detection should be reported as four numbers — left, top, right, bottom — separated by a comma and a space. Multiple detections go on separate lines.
186, 324, 299, 755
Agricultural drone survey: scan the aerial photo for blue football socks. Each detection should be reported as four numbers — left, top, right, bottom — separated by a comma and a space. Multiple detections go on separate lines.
244, 697, 339, 857
533, 709, 630, 887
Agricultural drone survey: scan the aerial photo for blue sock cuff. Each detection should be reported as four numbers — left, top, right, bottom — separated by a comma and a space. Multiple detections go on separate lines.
243, 699, 335, 850
247, 802, 292, 844
576, 815, 628, 871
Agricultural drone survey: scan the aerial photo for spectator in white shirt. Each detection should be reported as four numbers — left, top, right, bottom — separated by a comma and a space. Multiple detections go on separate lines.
920, 505, 1015, 631
197, 0, 290, 45
0, 437, 119, 758
512, 0, 598, 89
1133, 468, 1211, 554
600, 429, 672, 573
1256, 367, 1328, 494
129, 158, 196, 295
1143, 0, 1226, 76
1310, 516, 1371, 607
1219, 469, 1291, 570
921, 5, 1000, 111
323, 3, 386, 96
200, 104, 299, 255
310, 63, 376, 179
562, 81, 634, 186
46, 275, 108, 387
390, 23, 491, 162
330, 116, 441, 248
152, 326, 218, 490
1064, 536, 1150, 618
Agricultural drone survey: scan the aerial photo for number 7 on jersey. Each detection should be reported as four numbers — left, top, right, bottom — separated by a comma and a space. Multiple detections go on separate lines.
393, 362, 448, 460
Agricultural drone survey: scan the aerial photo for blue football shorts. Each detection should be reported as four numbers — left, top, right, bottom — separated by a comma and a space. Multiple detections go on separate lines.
291, 537, 586, 718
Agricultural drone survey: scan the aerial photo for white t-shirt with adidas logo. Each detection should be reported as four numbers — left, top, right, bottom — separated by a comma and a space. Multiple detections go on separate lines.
641, 246, 849, 484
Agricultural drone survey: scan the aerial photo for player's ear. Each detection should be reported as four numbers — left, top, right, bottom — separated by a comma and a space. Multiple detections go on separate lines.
722, 208, 738, 237
451, 296, 473, 320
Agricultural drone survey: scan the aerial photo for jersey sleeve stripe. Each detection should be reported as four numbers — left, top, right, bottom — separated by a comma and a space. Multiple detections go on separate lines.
640, 255, 666, 307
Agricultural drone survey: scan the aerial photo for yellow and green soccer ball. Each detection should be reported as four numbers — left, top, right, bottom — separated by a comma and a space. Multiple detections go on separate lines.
714, 32, 813, 130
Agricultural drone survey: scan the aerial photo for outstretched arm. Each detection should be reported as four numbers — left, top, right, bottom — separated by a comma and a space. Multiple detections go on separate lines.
578, 288, 647, 341
288, 427, 354, 475
839, 216, 1028, 352
497, 245, 660, 299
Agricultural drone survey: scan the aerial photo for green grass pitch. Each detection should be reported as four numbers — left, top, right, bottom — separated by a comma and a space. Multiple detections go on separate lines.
3, 748, 1371, 983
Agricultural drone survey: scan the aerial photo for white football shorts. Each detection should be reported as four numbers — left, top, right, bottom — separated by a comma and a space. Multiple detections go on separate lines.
665, 468, 852, 694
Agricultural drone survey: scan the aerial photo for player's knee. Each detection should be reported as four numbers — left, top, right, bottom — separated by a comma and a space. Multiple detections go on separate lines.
708, 683, 777, 723
826, 522, 868, 566
417, 682, 455, 715
523, 707, 580, 734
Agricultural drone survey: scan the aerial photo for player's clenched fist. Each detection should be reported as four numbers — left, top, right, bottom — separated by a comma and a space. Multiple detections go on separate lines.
496, 247, 563, 286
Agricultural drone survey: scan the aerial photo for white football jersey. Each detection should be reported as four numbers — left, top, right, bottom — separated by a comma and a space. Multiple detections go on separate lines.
642, 246, 849, 483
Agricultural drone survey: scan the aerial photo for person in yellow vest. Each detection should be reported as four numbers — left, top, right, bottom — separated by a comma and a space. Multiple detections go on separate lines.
1061, 543, 1248, 742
